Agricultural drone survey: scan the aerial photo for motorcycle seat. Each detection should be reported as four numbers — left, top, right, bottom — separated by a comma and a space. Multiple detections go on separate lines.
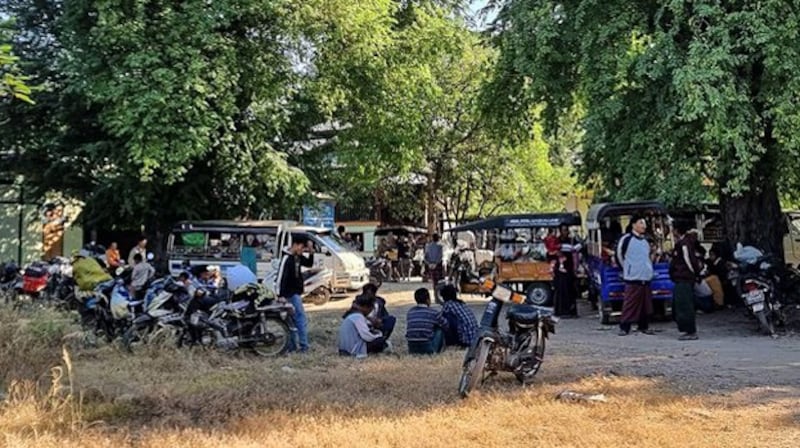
507, 304, 551, 326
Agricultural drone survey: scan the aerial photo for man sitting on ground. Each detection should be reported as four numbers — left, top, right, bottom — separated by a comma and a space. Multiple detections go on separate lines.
405, 288, 449, 355
440, 284, 479, 348
361, 283, 396, 342
339, 295, 387, 359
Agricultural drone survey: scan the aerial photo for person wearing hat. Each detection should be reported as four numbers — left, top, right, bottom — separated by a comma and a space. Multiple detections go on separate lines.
338, 295, 386, 358
276, 233, 315, 353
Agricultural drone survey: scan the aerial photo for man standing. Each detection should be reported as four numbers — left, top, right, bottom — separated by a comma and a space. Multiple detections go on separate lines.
130, 253, 155, 301
424, 233, 444, 302
276, 233, 314, 353
670, 221, 702, 340
617, 216, 655, 336
128, 237, 147, 266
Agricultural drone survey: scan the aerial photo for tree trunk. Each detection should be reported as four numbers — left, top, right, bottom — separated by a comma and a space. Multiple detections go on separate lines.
720, 59, 785, 261
425, 177, 439, 235
144, 216, 170, 275
720, 182, 784, 262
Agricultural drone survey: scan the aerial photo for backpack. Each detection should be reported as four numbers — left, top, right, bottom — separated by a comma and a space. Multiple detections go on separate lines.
614, 233, 634, 267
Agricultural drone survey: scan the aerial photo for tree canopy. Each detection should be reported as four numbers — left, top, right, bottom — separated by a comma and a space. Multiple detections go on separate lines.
486, 0, 800, 254
0, 0, 577, 246
294, 1, 574, 229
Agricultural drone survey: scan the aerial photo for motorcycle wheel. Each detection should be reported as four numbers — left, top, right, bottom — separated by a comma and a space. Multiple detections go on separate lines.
754, 310, 775, 336
121, 322, 151, 352
515, 329, 546, 385
458, 338, 491, 398
250, 317, 291, 357
310, 288, 331, 306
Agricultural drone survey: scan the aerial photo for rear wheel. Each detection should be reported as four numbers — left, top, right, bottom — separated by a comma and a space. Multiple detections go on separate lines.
525, 283, 553, 306
754, 310, 775, 335
250, 317, 291, 357
458, 339, 491, 398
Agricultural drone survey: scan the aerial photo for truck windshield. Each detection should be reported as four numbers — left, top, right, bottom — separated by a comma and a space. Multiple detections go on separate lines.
319, 233, 352, 254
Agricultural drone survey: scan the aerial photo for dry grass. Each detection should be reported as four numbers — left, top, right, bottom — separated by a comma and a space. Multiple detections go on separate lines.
1, 296, 799, 448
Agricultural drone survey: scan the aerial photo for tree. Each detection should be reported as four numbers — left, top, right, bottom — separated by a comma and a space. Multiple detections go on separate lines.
0, 1, 309, 254
295, 2, 573, 231
486, 0, 800, 256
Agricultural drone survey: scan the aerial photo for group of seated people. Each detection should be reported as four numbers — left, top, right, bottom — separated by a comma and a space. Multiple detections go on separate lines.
692, 244, 733, 312
337, 283, 479, 359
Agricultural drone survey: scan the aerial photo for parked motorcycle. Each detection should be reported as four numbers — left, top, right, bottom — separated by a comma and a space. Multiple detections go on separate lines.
43, 257, 74, 304
733, 245, 784, 335
458, 277, 558, 398
19, 261, 50, 301
366, 256, 393, 284
121, 277, 191, 351
186, 283, 294, 356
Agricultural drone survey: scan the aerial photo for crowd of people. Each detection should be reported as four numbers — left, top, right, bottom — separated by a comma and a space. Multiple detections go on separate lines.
74, 217, 732, 355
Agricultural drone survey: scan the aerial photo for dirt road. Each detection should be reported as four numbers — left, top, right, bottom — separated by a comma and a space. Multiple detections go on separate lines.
315, 281, 800, 398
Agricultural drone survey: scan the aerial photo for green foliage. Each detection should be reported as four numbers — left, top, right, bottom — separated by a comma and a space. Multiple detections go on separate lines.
486, 0, 800, 208
0, 21, 33, 104
1, 0, 309, 233
297, 1, 573, 225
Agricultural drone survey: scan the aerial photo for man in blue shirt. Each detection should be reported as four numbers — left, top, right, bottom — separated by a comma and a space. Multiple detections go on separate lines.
405, 288, 449, 354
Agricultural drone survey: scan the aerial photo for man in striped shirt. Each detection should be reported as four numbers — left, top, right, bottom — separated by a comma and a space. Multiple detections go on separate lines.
405, 288, 449, 354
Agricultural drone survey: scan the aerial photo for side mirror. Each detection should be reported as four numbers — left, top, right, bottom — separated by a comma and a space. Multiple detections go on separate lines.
322, 247, 332, 256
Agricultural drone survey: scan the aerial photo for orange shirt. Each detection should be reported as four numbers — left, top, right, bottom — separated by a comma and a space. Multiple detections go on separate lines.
106, 248, 121, 267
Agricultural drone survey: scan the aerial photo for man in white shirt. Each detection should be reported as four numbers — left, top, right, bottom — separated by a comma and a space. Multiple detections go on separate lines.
338, 295, 385, 359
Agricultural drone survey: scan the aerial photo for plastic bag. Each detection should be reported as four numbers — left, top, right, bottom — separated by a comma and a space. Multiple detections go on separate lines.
733, 243, 763, 265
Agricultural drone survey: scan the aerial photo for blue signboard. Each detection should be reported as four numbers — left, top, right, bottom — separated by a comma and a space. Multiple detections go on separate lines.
302, 201, 335, 229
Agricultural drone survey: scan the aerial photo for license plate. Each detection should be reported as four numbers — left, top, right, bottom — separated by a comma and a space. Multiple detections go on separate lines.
751, 302, 764, 312
745, 290, 765, 305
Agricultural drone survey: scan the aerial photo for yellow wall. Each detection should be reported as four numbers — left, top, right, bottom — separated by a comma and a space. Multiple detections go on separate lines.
564, 190, 594, 234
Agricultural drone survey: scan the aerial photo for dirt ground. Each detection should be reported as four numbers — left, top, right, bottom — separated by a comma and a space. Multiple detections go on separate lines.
324, 281, 800, 398
3, 280, 800, 447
